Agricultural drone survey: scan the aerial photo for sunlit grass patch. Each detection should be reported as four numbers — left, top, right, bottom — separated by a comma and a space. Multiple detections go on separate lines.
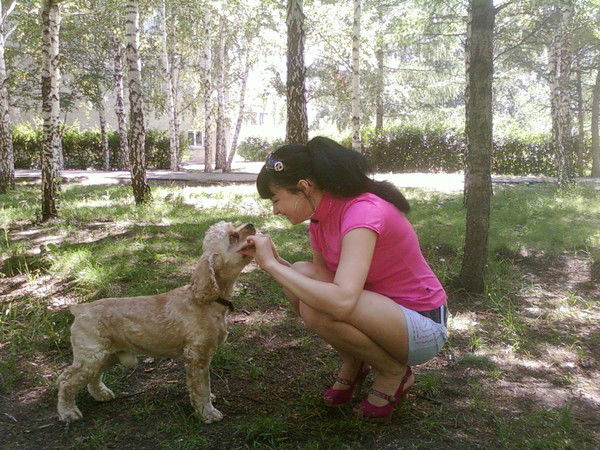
417, 372, 444, 397
0, 185, 39, 226
490, 184, 600, 253
0, 296, 71, 357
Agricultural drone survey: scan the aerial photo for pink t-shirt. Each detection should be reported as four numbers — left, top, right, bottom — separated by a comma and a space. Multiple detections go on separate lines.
309, 192, 446, 311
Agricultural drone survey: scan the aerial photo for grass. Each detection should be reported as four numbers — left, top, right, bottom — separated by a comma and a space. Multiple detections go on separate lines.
1, 182, 599, 448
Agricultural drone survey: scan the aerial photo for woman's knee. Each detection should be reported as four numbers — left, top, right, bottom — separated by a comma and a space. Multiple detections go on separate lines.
291, 261, 317, 278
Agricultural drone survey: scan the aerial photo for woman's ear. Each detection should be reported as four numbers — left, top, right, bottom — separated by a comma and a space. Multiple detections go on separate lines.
297, 179, 313, 193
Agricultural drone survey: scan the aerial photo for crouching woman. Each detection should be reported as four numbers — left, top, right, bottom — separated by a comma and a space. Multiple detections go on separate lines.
242, 136, 448, 422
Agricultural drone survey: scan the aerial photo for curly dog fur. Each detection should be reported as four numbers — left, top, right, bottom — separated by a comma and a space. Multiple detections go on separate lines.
57, 221, 255, 423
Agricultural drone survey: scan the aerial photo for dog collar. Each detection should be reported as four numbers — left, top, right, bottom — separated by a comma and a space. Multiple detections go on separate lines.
215, 297, 234, 311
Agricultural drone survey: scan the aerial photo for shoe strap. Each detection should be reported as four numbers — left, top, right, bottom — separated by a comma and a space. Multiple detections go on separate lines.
335, 362, 367, 386
369, 388, 396, 403
368, 366, 413, 404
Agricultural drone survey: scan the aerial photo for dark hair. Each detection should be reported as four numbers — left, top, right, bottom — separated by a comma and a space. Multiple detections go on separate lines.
256, 136, 410, 213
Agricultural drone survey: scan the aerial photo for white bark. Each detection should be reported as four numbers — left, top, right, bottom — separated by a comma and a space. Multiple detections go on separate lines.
125, 1, 150, 204
575, 58, 585, 176
201, 29, 214, 172
158, 1, 179, 171
41, 0, 62, 220
215, 15, 226, 170
0, 0, 15, 193
112, 37, 129, 170
592, 68, 600, 177
375, 34, 384, 131
226, 48, 251, 172
98, 97, 109, 170
549, 2, 574, 185
351, 0, 361, 152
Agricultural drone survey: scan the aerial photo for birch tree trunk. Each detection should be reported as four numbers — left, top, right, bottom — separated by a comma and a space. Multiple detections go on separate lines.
351, 0, 362, 152
112, 38, 129, 170
125, 1, 150, 204
158, 1, 179, 171
172, 64, 181, 169
214, 16, 226, 171
458, 0, 494, 294
202, 32, 214, 173
98, 97, 109, 170
41, 0, 62, 220
575, 58, 585, 177
549, 2, 574, 186
226, 49, 251, 172
0, 0, 15, 194
592, 67, 600, 177
375, 35, 384, 132
286, 0, 308, 144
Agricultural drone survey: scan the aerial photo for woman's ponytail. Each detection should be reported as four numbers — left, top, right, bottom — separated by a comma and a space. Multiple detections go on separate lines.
366, 179, 410, 213
257, 136, 410, 214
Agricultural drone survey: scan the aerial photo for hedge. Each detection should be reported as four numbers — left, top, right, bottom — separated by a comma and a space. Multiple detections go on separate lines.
237, 136, 285, 161
13, 124, 189, 170
14, 124, 590, 177
361, 126, 589, 176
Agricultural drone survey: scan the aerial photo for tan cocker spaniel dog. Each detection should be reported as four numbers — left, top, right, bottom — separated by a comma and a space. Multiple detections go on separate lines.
57, 221, 255, 424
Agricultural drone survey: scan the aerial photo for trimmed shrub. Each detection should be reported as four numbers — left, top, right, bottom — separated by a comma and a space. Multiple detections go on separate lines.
493, 135, 554, 176
237, 137, 284, 161
13, 123, 43, 169
360, 126, 589, 176
13, 124, 189, 170
364, 126, 464, 173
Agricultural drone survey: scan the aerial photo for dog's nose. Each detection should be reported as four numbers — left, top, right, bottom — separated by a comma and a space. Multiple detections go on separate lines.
244, 223, 256, 233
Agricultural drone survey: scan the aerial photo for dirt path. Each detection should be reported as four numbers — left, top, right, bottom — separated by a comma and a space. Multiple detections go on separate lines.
15, 168, 600, 193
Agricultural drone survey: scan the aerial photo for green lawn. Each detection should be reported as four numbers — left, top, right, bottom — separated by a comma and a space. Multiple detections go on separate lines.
1, 182, 599, 448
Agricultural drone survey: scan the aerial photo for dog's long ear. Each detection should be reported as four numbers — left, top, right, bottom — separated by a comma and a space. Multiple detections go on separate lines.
190, 253, 222, 303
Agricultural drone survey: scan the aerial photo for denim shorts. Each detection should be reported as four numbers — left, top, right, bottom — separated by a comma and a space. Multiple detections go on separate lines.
399, 304, 448, 366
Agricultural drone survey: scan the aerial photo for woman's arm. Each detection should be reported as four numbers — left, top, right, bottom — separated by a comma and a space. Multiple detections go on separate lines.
249, 228, 377, 321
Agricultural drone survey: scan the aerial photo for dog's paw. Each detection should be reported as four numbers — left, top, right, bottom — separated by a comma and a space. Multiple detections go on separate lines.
58, 406, 83, 422
87, 384, 115, 402
200, 404, 224, 424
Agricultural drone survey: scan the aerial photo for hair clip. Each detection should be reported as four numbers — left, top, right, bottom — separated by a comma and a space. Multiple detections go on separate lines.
265, 153, 285, 172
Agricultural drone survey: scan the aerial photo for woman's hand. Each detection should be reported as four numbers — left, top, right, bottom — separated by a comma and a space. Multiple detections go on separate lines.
241, 234, 279, 270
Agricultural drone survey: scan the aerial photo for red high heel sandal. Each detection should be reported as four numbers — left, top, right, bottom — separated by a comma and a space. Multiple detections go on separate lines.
323, 363, 370, 407
353, 366, 413, 423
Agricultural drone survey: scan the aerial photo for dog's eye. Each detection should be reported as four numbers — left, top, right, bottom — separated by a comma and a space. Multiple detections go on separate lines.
229, 233, 239, 244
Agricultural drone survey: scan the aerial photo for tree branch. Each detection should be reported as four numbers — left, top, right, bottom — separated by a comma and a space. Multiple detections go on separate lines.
1, 0, 17, 24
312, 30, 352, 72
5, 24, 17, 40
494, 21, 546, 61
495, 0, 517, 14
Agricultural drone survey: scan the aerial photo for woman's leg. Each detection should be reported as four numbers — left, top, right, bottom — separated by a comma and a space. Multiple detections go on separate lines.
300, 299, 413, 406
286, 262, 414, 404
284, 262, 364, 387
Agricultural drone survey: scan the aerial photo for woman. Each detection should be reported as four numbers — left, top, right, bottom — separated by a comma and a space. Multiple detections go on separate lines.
241, 136, 448, 422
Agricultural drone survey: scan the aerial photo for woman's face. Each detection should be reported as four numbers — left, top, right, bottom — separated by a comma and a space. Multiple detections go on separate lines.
269, 185, 314, 225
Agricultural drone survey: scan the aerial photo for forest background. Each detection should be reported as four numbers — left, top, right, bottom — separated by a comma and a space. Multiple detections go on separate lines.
0, 0, 599, 182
